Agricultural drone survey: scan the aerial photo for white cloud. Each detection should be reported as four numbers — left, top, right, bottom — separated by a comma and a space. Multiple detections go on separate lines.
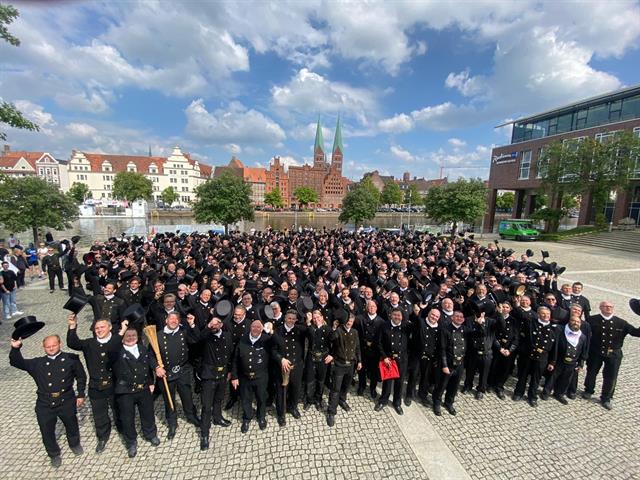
377, 114, 414, 133
445, 70, 485, 98
66, 123, 98, 137
271, 69, 378, 125
390, 145, 415, 163
448, 138, 467, 148
54, 91, 110, 114
185, 99, 286, 146
225, 144, 242, 155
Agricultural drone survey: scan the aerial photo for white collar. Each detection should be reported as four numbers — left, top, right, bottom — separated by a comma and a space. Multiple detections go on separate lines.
123, 344, 140, 358
538, 319, 550, 327
96, 334, 112, 344
130, 288, 139, 294
249, 334, 261, 344
164, 325, 179, 335
601, 314, 614, 320
213, 330, 222, 338
47, 352, 61, 360
104, 294, 115, 300
367, 313, 377, 319
284, 324, 294, 332
426, 319, 438, 328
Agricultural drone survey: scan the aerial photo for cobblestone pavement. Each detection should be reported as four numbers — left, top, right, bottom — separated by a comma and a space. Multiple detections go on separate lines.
1, 239, 639, 480
0, 281, 426, 480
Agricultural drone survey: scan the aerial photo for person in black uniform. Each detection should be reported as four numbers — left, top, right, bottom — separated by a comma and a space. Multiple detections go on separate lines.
304, 310, 333, 410
41, 246, 65, 293
462, 307, 495, 400
10, 334, 87, 467
89, 282, 125, 326
223, 304, 251, 410
432, 310, 473, 416
67, 314, 127, 453
354, 300, 384, 398
326, 312, 361, 427
112, 327, 160, 458
272, 309, 307, 426
490, 302, 519, 400
231, 320, 272, 434
583, 301, 640, 410
152, 312, 200, 439
513, 306, 558, 407
374, 307, 411, 415
407, 307, 441, 406
197, 316, 234, 450
543, 314, 588, 404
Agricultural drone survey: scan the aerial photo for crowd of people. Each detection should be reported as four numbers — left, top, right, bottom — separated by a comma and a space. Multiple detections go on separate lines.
7, 228, 640, 467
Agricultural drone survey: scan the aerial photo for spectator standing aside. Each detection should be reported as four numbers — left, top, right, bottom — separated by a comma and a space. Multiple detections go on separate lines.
1, 261, 23, 321
25, 243, 42, 281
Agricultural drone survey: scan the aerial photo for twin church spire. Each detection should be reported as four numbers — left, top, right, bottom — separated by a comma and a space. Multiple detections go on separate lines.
313, 115, 343, 172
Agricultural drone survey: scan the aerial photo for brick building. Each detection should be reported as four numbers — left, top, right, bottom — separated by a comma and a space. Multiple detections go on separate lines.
485, 85, 640, 232
214, 157, 267, 205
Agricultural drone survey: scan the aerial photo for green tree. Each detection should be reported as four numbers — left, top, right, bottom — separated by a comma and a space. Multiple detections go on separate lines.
404, 183, 421, 205
423, 178, 487, 238
381, 181, 403, 206
67, 182, 92, 203
264, 187, 284, 209
0, 175, 78, 243
339, 177, 380, 225
293, 186, 319, 210
0, 5, 39, 141
495, 191, 514, 211
112, 171, 153, 202
193, 171, 254, 233
160, 186, 179, 206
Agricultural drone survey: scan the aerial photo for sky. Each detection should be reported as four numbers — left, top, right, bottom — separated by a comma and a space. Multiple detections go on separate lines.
2, 0, 640, 181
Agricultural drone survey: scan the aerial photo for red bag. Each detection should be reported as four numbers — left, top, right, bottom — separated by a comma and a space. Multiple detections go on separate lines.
379, 359, 400, 381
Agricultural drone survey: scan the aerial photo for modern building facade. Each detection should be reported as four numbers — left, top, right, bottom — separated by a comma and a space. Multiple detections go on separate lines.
485, 85, 640, 231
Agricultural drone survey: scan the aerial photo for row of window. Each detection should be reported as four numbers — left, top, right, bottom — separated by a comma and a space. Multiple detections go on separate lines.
38, 168, 58, 176
512, 94, 640, 143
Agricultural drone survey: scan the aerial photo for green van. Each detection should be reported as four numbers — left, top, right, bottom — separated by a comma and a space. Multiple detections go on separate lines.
498, 219, 540, 241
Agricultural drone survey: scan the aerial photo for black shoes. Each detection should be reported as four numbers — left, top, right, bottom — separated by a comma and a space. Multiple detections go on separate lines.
127, 444, 137, 458
315, 400, 324, 411
555, 395, 569, 405
404, 397, 412, 407
224, 399, 236, 410
460, 386, 471, 394
602, 400, 613, 410
186, 415, 201, 426
582, 392, 592, 400
567, 392, 576, 400
258, 419, 267, 430
50, 456, 62, 468
303, 401, 312, 411
475, 391, 484, 400
512, 394, 523, 402
290, 408, 301, 419
374, 403, 384, 412
277, 416, 286, 427
167, 425, 176, 440
540, 392, 549, 401
149, 436, 160, 447
528, 398, 538, 408
213, 417, 231, 427
96, 438, 107, 453
338, 401, 351, 412
433, 403, 442, 416
200, 435, 209, 451
326, 414, 335, 427
70, 444, 84, 455
370, 389, 378, 399
241, 420, 250, 434
495, 390, 506, 400
393, 404, 404, 416
356, 388, 364, 396
444, 403, 457, 416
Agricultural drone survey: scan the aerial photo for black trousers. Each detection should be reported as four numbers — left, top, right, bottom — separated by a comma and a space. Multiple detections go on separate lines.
305, 358, 328, 404
159, 376, 197, 427
275, 363, 303, 417
546, 362, 579, 397
357, 346, 379, 393
116, 390, 157, 447
35, 399, 80, 458
433, 363, 464, 406
88, 387, 119, 440
584, 351, 622, 402
491, 351, 516, 392
327, 363, 355, 415
379, 358, 407, 406
200, 377, 225, 436
416, 356, 439, 400
239, 376, 268, 422
47, 268, 64, 290
464, 351, 493, 393
514, 355, 547, 400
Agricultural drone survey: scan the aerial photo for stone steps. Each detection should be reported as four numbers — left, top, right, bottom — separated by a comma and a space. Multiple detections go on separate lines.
560, 229, 640, 254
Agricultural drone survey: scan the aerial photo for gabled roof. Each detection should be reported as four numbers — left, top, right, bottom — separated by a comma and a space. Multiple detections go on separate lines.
229, 157, 245, 168
243, 167, 266, 183
0, 151, 54, 171
82, 153, 167, 174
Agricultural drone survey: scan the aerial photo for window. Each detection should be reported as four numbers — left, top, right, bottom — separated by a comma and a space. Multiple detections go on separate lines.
170, 178, 177, 183
182, 187, 188, 192
595, 131, 617, 144
621, 95, 640, 121
609, 100, 622, 122
519, 150, 531, 180
39, 168, 44, 175
586, 104, 608, 128
169, 169, 176, 175
536, 147, 548, 179
181, 178, 188, 183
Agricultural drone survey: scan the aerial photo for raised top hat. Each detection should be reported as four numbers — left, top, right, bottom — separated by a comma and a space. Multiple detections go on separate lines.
525, 249, 534, 257
123, 303, 146, 325
63, 294, 88, 314
541, 250, 550, 259
214, 299, 232, 318
71, 235, 81, 244
119, 270, 134, 282
328, 268, 341, 282
333, 307, 349, 325
12, 315, 45, 340
405, 289, 422, 306
630, 298, 640, 316
296, 296, 314, 317
263, 304, 274, 320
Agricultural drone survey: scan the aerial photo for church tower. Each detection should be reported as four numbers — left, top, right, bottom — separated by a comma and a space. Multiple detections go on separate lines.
313, 117, 326, 168
331, 115, 343, 174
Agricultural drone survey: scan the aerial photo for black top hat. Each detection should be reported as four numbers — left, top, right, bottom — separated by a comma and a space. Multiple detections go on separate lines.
71, 235, 81, 244
328, 268, 341, 282
296, 296, 314, 317
123, 304, 146, 325
405, 290, 422, 305
12, 316, 45, 340
214, 300, 232, 318
384, 278, 399, 292
120, 271, 134, 282
63, 294, 89, 314
263, 304, 274, 320
541, 250, 550, 259
525, 249, 534, 257
333, 307, 349, 325
630, 298, 640, 316
509, 282, 527, 297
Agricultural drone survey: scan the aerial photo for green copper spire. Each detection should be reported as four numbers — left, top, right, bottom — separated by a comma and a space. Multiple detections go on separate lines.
314, 117, 324, 153
332, 115, 343, 154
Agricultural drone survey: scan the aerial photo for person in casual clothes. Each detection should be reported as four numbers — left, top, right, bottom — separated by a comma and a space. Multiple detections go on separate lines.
1, 261, 23, 320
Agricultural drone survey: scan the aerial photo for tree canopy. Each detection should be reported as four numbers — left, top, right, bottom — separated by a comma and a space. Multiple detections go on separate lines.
423, 178, 487, 236
0, 4, 39, 141
264, 187, 284, 209
495, 191, 514, 211
0, 175, 78, 243
112, 171, 153, 202
339, 177, 380, 225
404, 183, 421, 205
67, 182, 92, 203
160, 186, 179, 206
293, 186, 319, 208
381, 181, 403, 205
193, 172, 254, 233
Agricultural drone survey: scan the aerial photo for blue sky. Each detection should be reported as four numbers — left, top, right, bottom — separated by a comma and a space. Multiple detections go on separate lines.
2, 1, 639, 180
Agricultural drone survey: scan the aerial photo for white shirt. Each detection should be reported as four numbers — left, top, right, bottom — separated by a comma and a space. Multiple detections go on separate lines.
284, 324, 294, 333
249, 334, 261, 344
163, 326, 179, 335
538, 319, 550, 327
123, 344, 140, 358
47, 352, 61, 360
601, 314, 614, 320
96, 334, 112, 344
564, 325, 582, 347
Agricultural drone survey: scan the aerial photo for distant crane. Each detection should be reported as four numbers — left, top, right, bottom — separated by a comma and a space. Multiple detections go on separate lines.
439, 164, 490, 179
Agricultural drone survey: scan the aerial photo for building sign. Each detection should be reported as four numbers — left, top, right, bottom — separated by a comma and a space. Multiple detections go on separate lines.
492, 151, 518, 164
